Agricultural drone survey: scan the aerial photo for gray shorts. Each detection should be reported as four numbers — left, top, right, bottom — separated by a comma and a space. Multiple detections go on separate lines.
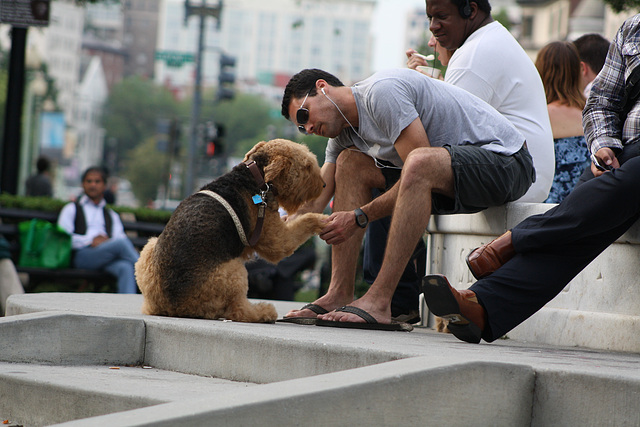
432, 143, 535, 214
377, 144, 534, 214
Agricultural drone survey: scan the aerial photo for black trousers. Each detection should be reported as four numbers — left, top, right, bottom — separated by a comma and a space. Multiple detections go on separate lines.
471, 155, 640, 342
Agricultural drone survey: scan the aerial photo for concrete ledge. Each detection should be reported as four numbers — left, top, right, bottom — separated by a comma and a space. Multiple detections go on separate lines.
0, 363, 255, 426
143, 317, 406, 383
509, 308, 640, 352
2, 294, 639, 426
532, 371, 640, 426
54, 358, 537, 427
424, 202, 640, 352
0, 311, 145, 365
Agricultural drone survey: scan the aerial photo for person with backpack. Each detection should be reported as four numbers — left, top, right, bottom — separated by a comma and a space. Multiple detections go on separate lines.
57, 166, 139, 294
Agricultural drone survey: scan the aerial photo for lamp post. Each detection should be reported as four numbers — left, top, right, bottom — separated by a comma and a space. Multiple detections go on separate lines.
18, 47, 48, 195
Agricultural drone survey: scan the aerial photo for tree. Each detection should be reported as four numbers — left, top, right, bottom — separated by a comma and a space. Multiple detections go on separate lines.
201, 91, 275, 157
123, 136, 167, 206
101, 76, 180, 174
603, 0, 640, 11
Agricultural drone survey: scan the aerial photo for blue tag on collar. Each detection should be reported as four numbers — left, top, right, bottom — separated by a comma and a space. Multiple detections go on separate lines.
252, 194, 263, 204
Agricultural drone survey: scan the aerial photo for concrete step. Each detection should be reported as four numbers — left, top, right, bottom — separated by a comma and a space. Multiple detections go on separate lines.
0, 363, 254, 426
1, 293, 639, 426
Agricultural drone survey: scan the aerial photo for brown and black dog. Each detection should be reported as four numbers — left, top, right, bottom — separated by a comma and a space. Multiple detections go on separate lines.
136, 139, 327, 322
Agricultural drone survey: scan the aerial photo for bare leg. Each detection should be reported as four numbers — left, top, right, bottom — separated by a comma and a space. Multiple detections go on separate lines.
284, 150, 386, 318
320, 147, 454, 323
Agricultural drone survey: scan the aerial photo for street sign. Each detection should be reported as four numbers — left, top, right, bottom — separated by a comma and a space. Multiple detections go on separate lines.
0, 0, 50, 28
155, 50, 195, 68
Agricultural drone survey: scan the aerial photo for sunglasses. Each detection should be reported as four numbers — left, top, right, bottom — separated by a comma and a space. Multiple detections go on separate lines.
296, 91, 311, 134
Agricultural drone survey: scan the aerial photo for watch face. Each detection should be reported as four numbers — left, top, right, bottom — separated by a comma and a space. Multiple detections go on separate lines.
355, 209, 368, 227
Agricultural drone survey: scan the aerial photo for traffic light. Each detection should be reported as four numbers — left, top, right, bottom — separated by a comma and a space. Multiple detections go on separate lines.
217, 53, 236, 101
205, 122, 225, 157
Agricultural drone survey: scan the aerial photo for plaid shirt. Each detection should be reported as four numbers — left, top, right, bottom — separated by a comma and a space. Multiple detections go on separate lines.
583, 14, 640, 155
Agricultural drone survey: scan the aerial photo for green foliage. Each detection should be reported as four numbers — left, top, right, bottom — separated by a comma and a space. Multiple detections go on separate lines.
0, 194, 67, 212
102, 76, 180, 173
298, 134, 328, 164
123, 137, 168, 206
201, 91, 275, 157
0, 194, 171, 224
602, 0, 640, 11
493, 8, 511, 31
0, 67, 6, 140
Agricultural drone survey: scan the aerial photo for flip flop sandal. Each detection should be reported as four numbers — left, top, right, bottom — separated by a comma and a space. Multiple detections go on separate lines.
277, 303, 329, 325
316, 306, 413, 332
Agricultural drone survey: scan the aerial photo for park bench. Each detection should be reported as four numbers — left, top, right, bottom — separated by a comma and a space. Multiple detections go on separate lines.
0, 207, 165, 292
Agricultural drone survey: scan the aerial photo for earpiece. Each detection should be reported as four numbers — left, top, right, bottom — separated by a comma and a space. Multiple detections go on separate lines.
321, 87, 326, 94
459, 0, 471, 18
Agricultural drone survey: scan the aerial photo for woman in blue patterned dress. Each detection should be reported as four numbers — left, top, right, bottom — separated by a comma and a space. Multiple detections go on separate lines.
535, 41, 590, 203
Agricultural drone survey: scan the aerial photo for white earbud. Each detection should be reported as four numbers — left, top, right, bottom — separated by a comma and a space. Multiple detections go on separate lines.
321, 87, 326, 94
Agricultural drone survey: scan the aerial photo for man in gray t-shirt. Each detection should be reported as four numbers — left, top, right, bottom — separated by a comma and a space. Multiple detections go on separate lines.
279, 68, 535, 328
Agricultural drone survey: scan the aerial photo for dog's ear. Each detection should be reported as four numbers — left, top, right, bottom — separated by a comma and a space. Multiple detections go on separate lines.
263, 154, 292, 184
243, 141, 268, 162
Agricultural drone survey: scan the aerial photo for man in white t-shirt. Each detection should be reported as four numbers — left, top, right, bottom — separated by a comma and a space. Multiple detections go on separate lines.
383, 0, 554, 324
411, 0, 554, 201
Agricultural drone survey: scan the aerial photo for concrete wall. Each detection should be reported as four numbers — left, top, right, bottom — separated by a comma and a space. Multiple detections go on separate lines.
423, 202, 640, 352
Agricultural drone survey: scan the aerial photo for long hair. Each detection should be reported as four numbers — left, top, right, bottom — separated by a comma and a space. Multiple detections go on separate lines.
535, 41, 586, 109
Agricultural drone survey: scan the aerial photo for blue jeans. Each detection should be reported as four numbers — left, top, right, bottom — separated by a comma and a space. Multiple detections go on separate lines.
73, 238, 139, 294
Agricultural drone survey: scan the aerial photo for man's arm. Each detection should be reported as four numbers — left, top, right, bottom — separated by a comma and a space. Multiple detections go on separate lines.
321, 118, 430, 245
57, 203, 93, 249
583, 26, 628, 176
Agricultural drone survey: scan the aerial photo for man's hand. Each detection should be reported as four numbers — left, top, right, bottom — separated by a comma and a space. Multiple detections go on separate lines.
406, 49, 427, 70
319, 211, 360, 245
91, 235, 109, 247
591, 147, 620, 177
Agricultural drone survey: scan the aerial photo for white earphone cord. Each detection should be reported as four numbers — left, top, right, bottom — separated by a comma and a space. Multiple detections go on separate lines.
321, 88, 401, 170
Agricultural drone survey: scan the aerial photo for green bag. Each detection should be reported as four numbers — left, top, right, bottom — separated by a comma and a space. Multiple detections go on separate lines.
18, 219, 72, 269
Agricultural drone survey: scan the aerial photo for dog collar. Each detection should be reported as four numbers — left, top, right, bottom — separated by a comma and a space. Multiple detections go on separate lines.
244, 160, 272, 246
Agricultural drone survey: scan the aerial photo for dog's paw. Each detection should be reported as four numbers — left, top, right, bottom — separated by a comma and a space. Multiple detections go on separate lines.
298, 212, 329, 234
254, 302, 278, 323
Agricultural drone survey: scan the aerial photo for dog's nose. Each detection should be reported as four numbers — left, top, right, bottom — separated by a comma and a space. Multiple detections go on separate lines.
322, 182, 326, 188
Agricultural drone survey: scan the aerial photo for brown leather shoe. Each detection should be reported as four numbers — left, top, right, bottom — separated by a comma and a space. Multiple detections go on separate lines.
466, 231, 515, 280
422, 274, 486, 343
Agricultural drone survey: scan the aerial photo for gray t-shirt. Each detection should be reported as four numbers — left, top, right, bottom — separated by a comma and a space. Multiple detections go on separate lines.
325, 68, 525, 167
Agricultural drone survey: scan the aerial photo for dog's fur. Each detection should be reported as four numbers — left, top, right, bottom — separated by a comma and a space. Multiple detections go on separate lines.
135, 139, 327, 322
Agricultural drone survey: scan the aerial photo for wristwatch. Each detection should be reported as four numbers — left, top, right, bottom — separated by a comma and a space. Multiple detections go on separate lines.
354, 208, 369, 228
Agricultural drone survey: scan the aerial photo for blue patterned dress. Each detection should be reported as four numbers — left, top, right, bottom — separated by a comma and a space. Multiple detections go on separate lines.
545, 135, 590, 203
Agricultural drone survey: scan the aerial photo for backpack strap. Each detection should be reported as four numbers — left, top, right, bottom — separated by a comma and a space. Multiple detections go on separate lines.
103, 207, 113, 238
74, 201, 87, 235
73, 201, 113, 237
621, 65, 640, 123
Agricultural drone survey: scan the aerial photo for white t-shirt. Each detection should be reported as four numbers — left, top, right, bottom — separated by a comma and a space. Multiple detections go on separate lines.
445, 21, 554, 202
325, 68, 525, 167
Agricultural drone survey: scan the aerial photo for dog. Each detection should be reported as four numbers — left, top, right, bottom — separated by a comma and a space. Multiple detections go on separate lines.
135, 139, 327, 323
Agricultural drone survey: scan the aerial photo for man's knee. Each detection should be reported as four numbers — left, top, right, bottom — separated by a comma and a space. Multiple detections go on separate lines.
335, 149, 384, 187
336, 149, 370, 172
403, 148, 447, 185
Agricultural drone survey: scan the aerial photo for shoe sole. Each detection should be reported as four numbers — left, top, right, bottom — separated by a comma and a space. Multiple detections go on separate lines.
421, 275, 481, 344
465, 249, 483, 280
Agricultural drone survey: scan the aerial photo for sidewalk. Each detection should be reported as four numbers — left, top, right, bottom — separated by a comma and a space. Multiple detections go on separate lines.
1, 293, 639, 426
